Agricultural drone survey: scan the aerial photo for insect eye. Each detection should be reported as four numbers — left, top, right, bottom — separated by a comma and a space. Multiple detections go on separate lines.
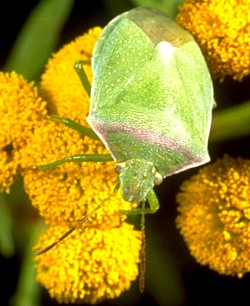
115, 162, 126, 174
154, 172, 163, 186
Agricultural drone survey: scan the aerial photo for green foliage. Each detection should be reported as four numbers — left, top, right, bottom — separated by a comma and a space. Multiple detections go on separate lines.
0, 194, 14, 257
4, 0, 73, 81
131, 0, 183, 17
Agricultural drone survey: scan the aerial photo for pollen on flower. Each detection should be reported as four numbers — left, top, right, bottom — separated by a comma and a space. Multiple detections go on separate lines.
21, 26, 135, 225
176, 155, 250, 277
177, 0, 250, 81
21, 118, 134, 225
41, 27, 102, 123
35, 223, 142, 304
20, 25, 142, 304
0, 71, 47, 191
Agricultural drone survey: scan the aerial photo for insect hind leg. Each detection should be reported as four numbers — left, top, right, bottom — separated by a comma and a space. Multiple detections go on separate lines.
120, 189, 159, 215
47, 115, 100, 140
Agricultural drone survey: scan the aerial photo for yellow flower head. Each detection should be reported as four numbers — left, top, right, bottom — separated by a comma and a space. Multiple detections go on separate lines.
22, 118, 133, 226
177, 0, 250, 81
21, 27, 134, 225
20, 27, 142, 303
41, 27, 102, 123
176, 155, 250, 277
0, 71, 47, 191
35, 223, 141, 304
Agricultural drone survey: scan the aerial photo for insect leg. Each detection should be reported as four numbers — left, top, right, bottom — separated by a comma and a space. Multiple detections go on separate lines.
120, 189, 159, 214
47, 115, 100, 140
146, 189, 160, 213
43, 60, 99, 140
33, 154, 113, 171
74, 60, 91, 97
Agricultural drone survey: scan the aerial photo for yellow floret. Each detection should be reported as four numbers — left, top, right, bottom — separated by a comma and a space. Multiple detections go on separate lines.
0, 71, 47, 191
35, 223, 142, 304
177, 0, 250, 81
176, 155, 250, 276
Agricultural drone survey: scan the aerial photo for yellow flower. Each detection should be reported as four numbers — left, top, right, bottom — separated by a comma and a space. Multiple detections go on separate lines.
0, 71, 47, 191
0, 26, 142, 304
35, 223, 141, 304
18, 27, 142, 303
176, 155, 250, 277
21, 26, 134, 225
41, 27, 102, 123
177, 0, 250, 81
22, 118, 133, 225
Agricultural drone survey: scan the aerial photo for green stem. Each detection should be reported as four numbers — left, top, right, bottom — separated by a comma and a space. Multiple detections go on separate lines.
210, 100, 250, 142
0, 194, 15, 257
10, 225, 42, 306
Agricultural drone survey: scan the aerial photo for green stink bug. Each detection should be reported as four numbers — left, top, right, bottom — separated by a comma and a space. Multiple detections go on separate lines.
87, 7, 214, 206
37, 7, 214, 254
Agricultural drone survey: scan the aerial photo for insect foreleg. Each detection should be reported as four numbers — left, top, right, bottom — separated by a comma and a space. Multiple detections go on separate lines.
120, 189, 159, 214
33, 154, 113, 171
74, 60, 91, 97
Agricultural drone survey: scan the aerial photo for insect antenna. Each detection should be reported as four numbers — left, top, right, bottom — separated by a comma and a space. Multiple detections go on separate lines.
36, 183, 120, 255
139, 201, 146, 293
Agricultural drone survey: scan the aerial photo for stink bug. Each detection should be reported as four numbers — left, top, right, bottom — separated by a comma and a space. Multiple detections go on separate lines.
88, 7, 214, 207
37, 7, 214, 253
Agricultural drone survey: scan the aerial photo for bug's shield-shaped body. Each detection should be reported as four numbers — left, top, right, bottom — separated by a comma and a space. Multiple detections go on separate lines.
87, 7, 214, 203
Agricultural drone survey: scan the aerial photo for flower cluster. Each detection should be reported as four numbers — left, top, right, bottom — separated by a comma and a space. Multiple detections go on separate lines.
0, 71, 47, 191
0, 28, 141, 304
177, 0, 250, 81
176, 156, 250, 277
